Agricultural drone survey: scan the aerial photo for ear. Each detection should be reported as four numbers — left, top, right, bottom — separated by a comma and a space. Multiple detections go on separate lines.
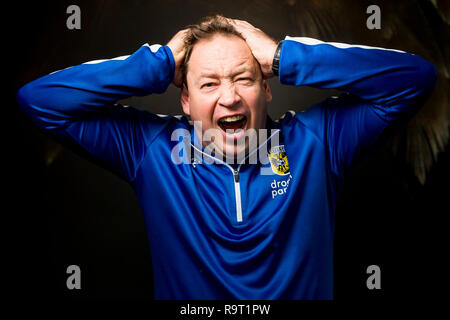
263, 80, 272, 103
180, 85, 190, 115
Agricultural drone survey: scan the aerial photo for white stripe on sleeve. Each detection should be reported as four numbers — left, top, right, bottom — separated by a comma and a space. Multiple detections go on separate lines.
284, 36, 405, 53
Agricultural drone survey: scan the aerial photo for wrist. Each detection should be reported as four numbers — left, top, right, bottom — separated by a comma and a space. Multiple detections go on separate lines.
272, 41, 282, 77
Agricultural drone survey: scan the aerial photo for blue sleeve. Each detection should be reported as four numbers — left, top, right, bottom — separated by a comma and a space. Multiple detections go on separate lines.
279, 37, 437, 178
17, 44, 176, 182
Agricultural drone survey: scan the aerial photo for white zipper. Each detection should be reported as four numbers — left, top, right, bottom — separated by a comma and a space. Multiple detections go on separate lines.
232, 168, 243, 223
190, 129, 280, 223
191, 144, 244, 222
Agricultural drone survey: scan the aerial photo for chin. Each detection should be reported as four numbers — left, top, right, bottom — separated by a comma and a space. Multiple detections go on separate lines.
220, 142, 249, 162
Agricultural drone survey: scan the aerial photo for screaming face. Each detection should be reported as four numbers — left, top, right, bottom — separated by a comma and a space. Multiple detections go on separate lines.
181, 33, 272, 158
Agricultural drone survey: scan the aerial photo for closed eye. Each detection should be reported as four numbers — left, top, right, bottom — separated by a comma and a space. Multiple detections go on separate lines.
201, 82, 216, 89
237, 77, 253, 84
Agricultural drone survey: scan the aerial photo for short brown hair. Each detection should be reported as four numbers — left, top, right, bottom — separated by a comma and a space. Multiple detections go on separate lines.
181, 14, 244, 88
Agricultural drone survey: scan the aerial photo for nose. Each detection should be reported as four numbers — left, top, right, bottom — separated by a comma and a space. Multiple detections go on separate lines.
217, 83, 240, 108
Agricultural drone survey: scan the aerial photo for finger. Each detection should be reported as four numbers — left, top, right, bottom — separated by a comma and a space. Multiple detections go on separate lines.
226, 17, 237, 26
232, 19, 254, 28
227, 18, 249, 28
228, 19, 248, 34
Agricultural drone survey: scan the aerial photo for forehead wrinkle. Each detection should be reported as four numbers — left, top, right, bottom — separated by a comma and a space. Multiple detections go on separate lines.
197, 59, 256, 80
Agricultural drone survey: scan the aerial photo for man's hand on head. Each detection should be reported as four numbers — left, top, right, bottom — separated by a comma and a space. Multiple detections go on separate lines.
228, 19, 278, 79
167, 29, 188, 88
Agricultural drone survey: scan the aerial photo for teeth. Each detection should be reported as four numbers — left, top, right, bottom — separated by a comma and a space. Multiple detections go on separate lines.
220, 115, 244, 123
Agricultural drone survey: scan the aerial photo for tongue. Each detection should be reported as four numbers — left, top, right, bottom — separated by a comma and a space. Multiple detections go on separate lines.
221, 121, 243, 131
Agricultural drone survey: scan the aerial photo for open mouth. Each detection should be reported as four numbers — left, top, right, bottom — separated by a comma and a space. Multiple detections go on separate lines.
218, 115, 247, 132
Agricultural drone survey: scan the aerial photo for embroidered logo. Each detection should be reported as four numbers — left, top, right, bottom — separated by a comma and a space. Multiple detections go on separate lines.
268, 145, 290, 175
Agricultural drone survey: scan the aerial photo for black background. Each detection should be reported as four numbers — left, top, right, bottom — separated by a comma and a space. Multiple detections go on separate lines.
6, 0, 449, 310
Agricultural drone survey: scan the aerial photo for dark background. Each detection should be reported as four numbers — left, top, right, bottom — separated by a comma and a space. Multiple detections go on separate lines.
6, 0, 449, 306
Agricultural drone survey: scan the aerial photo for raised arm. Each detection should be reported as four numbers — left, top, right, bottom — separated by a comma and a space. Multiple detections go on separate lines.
278, 37, 437, 179
17, 31, 187, 182
278, 37, 437, 122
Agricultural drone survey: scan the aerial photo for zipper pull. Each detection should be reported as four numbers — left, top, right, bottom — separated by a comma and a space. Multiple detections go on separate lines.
233, 169, 239, 183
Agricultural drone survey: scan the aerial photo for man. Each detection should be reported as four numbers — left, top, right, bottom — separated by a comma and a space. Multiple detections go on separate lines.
17, 15, 437, 299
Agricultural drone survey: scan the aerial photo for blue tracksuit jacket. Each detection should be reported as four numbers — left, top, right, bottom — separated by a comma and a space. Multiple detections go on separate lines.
17, 36, 437, 299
